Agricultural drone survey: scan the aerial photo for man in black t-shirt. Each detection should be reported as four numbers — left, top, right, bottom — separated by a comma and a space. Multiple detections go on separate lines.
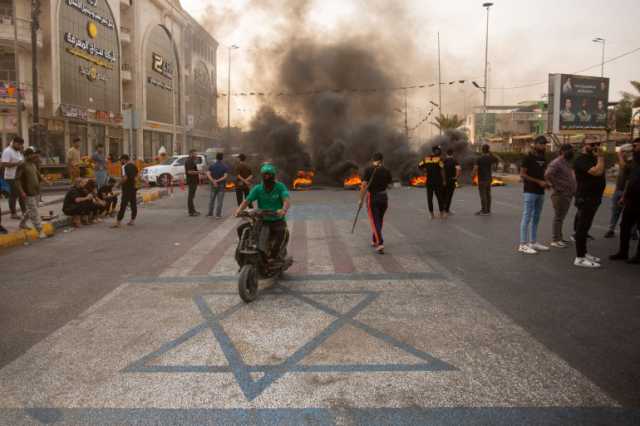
472, 144, 501, 215
185, 149, 201, 216
360, 152, 393, 254
518, 136, 550, 254
443, 149, 461, 214
572, 139, 607, 268
112, 155, 139, 228
611, 138, 640, 263
418, 146, 446, 219
63, 178, 97, 227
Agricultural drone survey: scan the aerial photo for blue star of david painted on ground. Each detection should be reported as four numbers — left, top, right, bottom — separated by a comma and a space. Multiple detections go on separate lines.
123, 284, 457, 401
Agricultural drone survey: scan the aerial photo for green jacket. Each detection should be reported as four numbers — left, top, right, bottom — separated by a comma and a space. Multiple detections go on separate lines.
16, 161, 42, 197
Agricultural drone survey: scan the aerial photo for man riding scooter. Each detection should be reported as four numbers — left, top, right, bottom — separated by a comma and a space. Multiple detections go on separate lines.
235, 163, 291, 263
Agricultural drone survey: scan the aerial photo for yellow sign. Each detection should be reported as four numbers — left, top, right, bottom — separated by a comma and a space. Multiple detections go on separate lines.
87, 21, 98, 39
65, 47, 113, 70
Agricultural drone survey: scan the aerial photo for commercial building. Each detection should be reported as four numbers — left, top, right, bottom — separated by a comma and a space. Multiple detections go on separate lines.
0, 0, 218, 164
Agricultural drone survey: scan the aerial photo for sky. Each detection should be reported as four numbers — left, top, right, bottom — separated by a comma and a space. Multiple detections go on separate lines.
179, 0, 640, 134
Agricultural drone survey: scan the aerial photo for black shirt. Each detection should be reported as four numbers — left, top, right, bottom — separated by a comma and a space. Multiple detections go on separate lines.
418, 156, 444, 187
443, 157, 458, 181
363, 165, 392, 193
122, 163, 138, 191
185, 157, 199, 185
521, 152, 547, 194
475, 154, 498, 182
624, 161, 640, 207
63, 187, 87, 211
97, 185, 113, 200
574, 153, 606, 200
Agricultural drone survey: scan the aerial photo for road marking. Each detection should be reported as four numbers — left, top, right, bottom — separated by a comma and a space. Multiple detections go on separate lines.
451, 224, 485, 240
160, 216, 239, 277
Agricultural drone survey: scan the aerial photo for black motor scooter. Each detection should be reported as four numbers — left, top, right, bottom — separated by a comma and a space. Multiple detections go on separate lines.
235, 210, 293, 303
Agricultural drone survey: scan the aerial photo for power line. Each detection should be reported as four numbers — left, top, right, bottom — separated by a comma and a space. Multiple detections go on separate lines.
494, 46, 640, 91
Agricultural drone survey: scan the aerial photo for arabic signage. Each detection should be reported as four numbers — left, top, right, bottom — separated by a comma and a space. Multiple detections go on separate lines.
549, 74, 609, 132
59, 0, 120, 118
146, 25, 180, 124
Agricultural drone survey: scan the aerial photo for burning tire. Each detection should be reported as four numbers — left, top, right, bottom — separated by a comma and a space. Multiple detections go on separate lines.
238, 264, 258, 303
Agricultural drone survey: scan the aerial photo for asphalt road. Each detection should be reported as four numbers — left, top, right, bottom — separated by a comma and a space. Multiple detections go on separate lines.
0, 183, 638, 425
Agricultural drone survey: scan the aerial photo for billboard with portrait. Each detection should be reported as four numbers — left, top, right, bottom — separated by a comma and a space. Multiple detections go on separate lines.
549, 74, 609, 132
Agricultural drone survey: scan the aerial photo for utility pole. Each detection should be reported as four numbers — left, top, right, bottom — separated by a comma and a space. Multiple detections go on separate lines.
12, 0, 22, 137
437, 32, 442, 135
593, 37, 606, 77
226, 45, 238, 147
30, 0, 42, 150
482, 2, 494, 143
404, 88, 409, 141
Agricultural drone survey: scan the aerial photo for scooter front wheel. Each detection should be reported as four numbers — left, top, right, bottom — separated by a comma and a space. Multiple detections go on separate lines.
238, 264, 258, 303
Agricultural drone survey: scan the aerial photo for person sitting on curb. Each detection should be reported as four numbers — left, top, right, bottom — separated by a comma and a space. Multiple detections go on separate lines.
98, 178, 118, 217
85, 179, 106, 223
63, 178, 97, 227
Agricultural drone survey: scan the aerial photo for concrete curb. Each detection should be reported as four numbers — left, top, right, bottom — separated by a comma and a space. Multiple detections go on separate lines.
0, 188, 169, 250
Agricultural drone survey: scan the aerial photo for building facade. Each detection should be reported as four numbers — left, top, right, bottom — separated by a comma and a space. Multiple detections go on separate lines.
0, 0, 218, 163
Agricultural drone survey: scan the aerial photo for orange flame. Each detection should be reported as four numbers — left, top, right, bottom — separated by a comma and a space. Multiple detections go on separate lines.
344, 174, 362, 187
409, 176, 427, 187
473, 176, 505, 186
293, 170, 315, 189
225, 181, 236, 191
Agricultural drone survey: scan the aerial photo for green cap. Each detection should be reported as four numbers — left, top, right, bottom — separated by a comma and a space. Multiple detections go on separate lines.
260, 163, 277, 175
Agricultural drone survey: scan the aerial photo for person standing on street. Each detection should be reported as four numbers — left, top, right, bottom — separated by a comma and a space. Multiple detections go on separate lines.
185, 149, 201, 217
234, 154, 253, 207
443, 149, 461, 215
545, 143, 577, 248
1, 136, 26, 219
472, 144, 502, 216
573, 139, 607, 268
605, 144, 634, 239
419, 146, 447, 219
610, 139, 640, 264
361, 152, 393, 254
67, 138, 82, 181
518, 136, 550, 254
15, 147, 48, 239
92, 144, 108, 189
112, 155, 138, 228
207, 152, 229, 219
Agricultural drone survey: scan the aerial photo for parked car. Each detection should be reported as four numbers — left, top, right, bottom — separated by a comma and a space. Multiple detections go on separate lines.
141, 154, 207, 186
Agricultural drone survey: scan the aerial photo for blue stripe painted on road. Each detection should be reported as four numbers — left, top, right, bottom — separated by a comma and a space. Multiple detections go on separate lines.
7, 407, 638, 425
128, 271, 444, 285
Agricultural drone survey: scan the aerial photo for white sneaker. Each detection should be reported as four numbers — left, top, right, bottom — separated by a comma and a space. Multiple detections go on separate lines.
585, 253, 601, 263
550, 241, 567, 248
574, 257, 601, 268
529, 242, 550, 252
38, 230, 47, 239
518, 244, 538, 255
569, 236, 576, 242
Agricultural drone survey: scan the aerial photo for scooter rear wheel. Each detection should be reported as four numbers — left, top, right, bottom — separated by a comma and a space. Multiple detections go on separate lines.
238, 264, 258, 303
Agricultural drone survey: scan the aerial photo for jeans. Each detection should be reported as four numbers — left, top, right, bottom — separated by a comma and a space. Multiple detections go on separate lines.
617, 204, 640, 258
520, 192, 545, 244
551, 193, 572, 241
574, 197, 601, 258
187, 181, 198, 214
426, 184, 445, 213
117, 188, 137, 222
20, 196, 42, 231
478, 181, 491, 213
95, 170, 108, 189
7, 179, 26, 215
208, 184, 225, 217
367, 191, 388, 246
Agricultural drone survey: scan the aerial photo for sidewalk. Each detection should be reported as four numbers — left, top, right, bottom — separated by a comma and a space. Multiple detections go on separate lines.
0, 187, 170, 249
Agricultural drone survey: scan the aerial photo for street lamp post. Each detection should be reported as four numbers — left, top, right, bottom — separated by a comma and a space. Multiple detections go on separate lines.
481, 2, 493, 144
593, 37, 606, 77
227, 45, 239, 147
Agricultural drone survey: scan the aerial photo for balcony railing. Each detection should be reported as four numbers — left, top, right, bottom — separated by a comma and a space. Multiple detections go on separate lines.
0, 16, 43, 48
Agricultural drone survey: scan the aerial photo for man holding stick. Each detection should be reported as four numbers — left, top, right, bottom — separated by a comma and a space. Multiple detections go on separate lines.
357, 152, 392, 254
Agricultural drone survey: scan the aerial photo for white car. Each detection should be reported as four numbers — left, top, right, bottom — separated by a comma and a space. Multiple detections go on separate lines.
141, 154, 207, 186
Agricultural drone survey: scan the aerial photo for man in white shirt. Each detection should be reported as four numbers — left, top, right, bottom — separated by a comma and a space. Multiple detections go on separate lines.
1, 136, 26, 219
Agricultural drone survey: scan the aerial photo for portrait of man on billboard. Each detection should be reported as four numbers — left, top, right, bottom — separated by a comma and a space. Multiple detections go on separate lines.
577, 99, 592, 124
595, 99, 607, 125
561, 97, 576, 124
